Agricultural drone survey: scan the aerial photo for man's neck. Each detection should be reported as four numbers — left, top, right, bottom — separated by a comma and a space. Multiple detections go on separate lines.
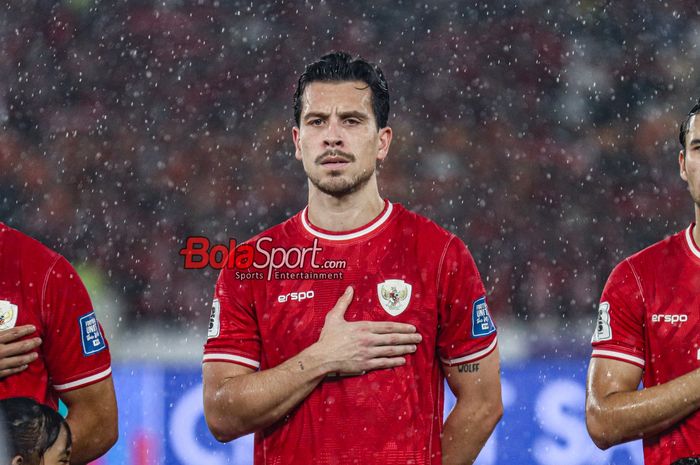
306, 185, 385, 232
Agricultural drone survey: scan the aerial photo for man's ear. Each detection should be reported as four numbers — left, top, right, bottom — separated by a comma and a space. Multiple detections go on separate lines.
293, 126, 302, 161
12, 455, 24, 465
376, 126, 393, 162
680, 150, 688, 182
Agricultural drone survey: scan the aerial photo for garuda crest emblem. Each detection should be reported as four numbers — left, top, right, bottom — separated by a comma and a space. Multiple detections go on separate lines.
377, 279, 412, 316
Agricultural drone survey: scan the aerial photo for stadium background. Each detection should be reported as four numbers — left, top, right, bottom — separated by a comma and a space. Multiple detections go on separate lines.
1, 0, 696, 463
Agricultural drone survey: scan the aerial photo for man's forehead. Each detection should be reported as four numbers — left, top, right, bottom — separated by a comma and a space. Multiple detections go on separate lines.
301, 81, 372, 113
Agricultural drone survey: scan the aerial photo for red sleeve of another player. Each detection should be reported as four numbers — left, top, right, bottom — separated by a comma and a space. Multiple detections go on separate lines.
437, 236, 497, 366
43, 257, 112, 393
202, 269, 261, 370
591, 259, 645, 369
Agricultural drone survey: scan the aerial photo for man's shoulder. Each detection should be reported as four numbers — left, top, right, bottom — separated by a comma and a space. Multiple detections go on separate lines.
625, 228, 688, 268
392, 203, 461, 246
0, 222, 62, 273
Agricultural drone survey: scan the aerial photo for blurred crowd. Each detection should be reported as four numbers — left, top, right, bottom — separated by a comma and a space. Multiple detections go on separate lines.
0, 0, 696, 352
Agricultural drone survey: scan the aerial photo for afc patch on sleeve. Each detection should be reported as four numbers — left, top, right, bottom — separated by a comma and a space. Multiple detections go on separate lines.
208, 299, 221, 339
472, 296, 496, 337
79, 312, 106, 356
592, 302, 612, 343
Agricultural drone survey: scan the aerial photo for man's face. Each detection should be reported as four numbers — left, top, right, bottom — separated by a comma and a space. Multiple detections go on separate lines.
680, 114, 700, 208
293, 81, 391, 197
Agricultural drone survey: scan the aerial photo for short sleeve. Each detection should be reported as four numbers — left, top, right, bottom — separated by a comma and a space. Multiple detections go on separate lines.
591, 259, 645, 369
437, 236, 497, 366
202, 269, 261, 370
42, 257, 112, 392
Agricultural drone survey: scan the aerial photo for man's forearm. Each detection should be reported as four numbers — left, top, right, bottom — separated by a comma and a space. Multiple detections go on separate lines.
441, 400, 501, 465
587, 368, 700, 448
205, 347, 331, 442
66, 409, 117, 465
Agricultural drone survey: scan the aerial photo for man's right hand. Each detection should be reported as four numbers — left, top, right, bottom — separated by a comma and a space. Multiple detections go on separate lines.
0, 325, 41, 378
311, 286, 422, 375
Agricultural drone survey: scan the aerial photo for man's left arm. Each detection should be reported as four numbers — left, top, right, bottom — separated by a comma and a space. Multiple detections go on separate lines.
60, 377, 118, 465
442, 347, 502, 465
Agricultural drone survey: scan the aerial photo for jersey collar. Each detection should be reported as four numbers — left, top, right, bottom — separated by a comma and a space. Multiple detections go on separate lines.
300, 200, 393, 241
685, 223, 700, 260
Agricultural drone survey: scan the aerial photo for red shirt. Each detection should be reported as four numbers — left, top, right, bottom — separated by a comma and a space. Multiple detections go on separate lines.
0, 223, 111, 409
591, 224, 700, 464
204, 201, 498, 465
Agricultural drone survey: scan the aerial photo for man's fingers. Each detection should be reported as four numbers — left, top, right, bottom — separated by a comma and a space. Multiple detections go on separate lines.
370, 332, 422, 346
327, 286, 354, 319
366, 321, 418, 334
364, 357, 407, 370
0, 337, 41, 358
0, 351, 38, 371
0, 325, 36, 344
0, 365, 29, 379
370, 344, 417, 358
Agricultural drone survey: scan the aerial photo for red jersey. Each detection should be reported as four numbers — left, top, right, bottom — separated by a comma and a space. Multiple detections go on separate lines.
0, 223, 111, 410
591, 224, 700, 464
203, 201, 498, 465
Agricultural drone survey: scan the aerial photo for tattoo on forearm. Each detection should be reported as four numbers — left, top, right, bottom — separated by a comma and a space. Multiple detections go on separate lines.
457, 363, 479, 373
298, 361, 304, 371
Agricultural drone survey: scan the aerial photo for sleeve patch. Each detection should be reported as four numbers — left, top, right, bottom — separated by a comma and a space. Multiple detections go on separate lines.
472, 296, 496, 337
208, 299, 221, 339
79, 312, 106, 356
592, 302, 612, 342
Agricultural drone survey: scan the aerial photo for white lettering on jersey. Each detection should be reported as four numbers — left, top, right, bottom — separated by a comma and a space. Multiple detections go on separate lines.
592, 302, 612, 343
277, 290, 315, 303
651, 314, 688, 324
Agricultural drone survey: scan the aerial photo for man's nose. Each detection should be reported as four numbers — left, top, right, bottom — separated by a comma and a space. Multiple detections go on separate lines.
323, 121, 343, 147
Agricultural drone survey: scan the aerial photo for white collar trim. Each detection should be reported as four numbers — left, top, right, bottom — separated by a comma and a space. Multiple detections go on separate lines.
301, 202, 393, 241
685, 225, 700, 259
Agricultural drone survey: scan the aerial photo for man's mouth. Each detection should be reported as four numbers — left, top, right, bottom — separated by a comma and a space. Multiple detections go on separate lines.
320, 156, 351, 168
317, 151, 354, 169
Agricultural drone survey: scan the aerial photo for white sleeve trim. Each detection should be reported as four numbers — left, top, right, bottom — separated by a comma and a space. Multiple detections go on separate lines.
592, 349, 645, 367
53, 367, 112, 391
441, 336, 498, 365
203, 353, 260, 368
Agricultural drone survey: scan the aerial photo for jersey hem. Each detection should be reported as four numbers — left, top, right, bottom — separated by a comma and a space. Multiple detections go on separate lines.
441, 336, 498, 366
53, 366, 112, 392
202, 353, 260, 369
591, 349, 645, 368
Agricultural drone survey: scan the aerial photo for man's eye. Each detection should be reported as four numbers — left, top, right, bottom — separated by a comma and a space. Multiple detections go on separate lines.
345, 119, 359, 125
309, 119, 323, 126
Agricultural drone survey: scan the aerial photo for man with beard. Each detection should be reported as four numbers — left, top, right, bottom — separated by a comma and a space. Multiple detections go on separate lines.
586, 101, 700, 465
202, 52, 502, 465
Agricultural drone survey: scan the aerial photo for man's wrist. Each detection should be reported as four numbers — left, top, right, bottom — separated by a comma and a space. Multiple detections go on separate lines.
296, 343, 336, 377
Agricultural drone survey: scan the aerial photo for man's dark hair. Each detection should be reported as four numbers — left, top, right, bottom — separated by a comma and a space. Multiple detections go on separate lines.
293, 51, 390, 129
0, 397, 71, 464
679, 100, 700, 151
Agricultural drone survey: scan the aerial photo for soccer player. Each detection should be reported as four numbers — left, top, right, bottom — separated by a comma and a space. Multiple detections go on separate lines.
202, 52, 503, 464
586, 101, 700, 464
0, 223, 117, 465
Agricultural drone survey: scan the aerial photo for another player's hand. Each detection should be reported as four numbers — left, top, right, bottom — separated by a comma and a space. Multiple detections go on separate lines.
314, 286, 421, 375
0, 325, 41, 378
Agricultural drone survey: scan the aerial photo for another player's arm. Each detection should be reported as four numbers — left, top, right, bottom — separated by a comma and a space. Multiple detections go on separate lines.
0, 325, 41, 378
203, 286, 422, 442
441, 347, 502, 465
60, 377, 118, 465
586, 358, 700, 449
